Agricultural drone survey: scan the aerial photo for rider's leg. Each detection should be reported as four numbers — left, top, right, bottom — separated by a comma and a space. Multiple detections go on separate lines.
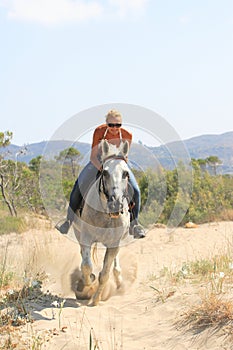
68, 162, 98, 219
57, 162, 99, 234
128, 169, 145, 238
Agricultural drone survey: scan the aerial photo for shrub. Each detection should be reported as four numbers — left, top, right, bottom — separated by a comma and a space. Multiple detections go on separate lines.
0, 217, 27, 235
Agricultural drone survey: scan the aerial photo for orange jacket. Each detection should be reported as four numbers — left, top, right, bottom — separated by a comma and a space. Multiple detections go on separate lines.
90, 124, 132, 169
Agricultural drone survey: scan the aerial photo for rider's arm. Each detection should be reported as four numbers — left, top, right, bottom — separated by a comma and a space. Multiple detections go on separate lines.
122, 130, 133, 162
90, 127, 102, 171
90, 146, 102, 170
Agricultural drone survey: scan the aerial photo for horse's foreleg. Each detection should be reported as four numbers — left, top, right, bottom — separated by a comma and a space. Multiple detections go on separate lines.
92, 247, 119, 306
80, 245, 93, 286
113, 255, 122, 289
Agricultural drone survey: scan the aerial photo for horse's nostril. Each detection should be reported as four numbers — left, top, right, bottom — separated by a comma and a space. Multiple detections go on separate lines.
108, 199, 124, 214
120, 202, 124, 211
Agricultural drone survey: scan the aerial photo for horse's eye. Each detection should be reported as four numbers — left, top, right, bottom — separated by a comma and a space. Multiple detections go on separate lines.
102, 169, 110, 178
122, 170, 129, 179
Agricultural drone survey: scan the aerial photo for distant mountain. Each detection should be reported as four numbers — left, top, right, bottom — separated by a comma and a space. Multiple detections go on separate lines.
0, 140, 90, 164
0, 131, 232, 174
148, 131, 233, 174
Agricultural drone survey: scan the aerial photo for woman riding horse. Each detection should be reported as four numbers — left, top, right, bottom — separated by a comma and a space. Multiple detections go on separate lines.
57, 109, 145, 239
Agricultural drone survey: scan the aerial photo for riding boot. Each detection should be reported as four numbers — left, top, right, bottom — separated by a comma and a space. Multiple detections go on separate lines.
129, 217, 146, 239
56, 206, 74, 234
57, 219, 71, 234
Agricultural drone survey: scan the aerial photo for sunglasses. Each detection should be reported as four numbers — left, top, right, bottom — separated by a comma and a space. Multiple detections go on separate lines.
107, 123, 122, 128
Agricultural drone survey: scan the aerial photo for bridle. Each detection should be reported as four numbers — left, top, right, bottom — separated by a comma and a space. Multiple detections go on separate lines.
101, 155, 127, 164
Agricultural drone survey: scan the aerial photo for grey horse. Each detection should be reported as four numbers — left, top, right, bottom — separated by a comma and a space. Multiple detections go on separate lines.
73, 139, 131, 305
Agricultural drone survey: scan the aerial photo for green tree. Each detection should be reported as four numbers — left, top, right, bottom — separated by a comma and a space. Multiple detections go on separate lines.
0, 131, 13, 148
0, 133, 43, 215
197, 158, 207, 173
56, 147, 82, 178
0, 160, 18, 216
29, 155, 42, 174
206, 156, 222, 176
0, 131, 16, 215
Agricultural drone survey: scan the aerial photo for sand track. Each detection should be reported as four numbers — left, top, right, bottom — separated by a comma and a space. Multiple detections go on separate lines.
1, 221, 233, 349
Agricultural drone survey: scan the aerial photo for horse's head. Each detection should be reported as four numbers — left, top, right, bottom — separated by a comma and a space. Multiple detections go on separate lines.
99, 140, 130, 218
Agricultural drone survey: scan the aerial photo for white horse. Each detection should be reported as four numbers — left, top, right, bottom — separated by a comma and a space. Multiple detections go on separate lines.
74, 140, 131, 305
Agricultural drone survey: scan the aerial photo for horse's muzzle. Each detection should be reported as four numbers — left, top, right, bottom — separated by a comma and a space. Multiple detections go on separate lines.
109, 212, 121, 218
107, 199, 124, 218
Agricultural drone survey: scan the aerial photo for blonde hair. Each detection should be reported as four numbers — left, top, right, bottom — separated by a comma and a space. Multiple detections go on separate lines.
105, 109, 122, 122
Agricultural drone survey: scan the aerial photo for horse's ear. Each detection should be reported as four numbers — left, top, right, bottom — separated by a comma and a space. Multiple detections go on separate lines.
102, 139, 110, 156
122, 141, 129, 157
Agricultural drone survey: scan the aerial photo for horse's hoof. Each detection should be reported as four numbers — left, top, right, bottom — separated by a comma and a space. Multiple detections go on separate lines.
76, 273, 96, 291
90, 295, 100, 306
75, 289, 92, 300
91, 291, 101, 306
89, 300, 99, 307
75, 275, 97, 300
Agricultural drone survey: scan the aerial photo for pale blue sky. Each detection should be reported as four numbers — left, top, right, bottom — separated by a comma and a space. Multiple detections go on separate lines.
0, 0, 232, 146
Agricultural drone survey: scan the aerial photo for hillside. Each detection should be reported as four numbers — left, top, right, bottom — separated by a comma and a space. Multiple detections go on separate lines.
0, 140, 90, 164
0, 131, 232, 173
149, 131, 233, 174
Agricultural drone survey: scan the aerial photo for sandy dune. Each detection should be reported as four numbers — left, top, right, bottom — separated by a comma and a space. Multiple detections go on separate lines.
1, 221, 233, 349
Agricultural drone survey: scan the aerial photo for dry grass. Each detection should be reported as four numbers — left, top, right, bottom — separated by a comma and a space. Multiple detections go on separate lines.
0, 235, 57, 350
0, 216, 27, 236
173, 250, 233, 343
216, 209, 233, 221
0, 275, 62, 350
157, 252, 233, 287
0, 224, 76, 349
179, 293, 233, 336
151, 248, 233, 343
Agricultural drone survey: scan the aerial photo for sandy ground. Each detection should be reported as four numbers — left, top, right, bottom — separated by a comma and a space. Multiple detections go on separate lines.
1, 221, 233, 349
